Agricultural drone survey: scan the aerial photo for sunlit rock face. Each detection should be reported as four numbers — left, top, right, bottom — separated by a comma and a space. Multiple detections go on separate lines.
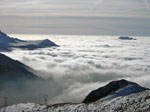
0, 31, 58, 51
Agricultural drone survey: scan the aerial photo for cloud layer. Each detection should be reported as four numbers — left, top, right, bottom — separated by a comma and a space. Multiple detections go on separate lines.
3, 34, 150, 104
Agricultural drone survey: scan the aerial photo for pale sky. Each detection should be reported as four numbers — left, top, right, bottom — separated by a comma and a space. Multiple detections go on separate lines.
0, 0, 150, 36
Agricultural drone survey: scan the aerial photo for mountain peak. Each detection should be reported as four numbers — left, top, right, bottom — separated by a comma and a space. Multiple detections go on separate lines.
119, 36, 136, 40
0, 30, 7, 37
39, 39, 58, 47
83, 79, 149, 103
0, 31, 58, 51
105, 79, 136, 88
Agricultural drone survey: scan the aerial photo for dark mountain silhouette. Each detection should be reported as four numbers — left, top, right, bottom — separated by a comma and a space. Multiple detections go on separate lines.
83, 79, 149, 103
0, 53, 41, 84
119, 36, 136, 40
0, 30, 58, 51
0, 53, 60, 107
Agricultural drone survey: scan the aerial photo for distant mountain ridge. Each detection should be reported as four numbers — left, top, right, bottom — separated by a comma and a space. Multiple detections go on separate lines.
0, 30, 58, 51
119, 36, 136, 40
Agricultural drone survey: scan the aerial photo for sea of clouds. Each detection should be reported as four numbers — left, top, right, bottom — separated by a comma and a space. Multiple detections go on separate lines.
3, 35, 150, 104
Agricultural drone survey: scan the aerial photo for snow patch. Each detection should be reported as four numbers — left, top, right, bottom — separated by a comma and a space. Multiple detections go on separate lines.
106, 84, 147, 99
1, 90, 150, 112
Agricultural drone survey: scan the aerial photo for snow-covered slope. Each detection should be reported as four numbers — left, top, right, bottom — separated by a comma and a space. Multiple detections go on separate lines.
83, 79, 148, 103
106, 84, 147, 99
0, 31, 58, 51
1, 90, 150, 112
0, 103, 46, 112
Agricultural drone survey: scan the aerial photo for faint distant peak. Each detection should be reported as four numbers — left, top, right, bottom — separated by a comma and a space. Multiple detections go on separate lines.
119, 36, 136, 40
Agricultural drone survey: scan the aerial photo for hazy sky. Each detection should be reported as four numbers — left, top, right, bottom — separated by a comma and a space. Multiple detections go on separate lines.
0, 0, 150, 36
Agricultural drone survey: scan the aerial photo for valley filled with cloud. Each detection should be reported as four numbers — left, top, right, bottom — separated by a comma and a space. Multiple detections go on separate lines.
3, 35, 150, 104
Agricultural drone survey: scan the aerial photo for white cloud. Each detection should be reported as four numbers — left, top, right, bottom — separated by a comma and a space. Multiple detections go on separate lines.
3, 35, 150, 104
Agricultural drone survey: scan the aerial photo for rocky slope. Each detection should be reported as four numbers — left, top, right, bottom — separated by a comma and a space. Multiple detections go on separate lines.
1, 89, 150, 112
0, 30, 58, 51
1, 79, 150, 112
83, 79, 149, 103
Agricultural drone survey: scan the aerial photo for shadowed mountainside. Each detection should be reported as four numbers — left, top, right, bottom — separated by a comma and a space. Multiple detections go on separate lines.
0, 53, 41, 84
0, 53, 59, 107
83, 79, 149, 103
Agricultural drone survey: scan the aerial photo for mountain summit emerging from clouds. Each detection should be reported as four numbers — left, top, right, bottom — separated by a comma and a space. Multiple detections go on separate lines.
0, 30, 58, 51
83, 79, 149, 103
